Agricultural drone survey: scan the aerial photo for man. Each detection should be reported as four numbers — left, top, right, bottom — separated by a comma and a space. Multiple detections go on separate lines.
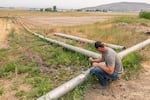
89, 41, 123, 87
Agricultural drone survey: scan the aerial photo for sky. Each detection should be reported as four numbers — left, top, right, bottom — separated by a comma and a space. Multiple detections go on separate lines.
0, 0, 150, 9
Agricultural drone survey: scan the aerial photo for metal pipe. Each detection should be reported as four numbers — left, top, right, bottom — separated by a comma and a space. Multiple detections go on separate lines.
38, 38, 150, 100
44, 37, 101, 58
54, 33, 126, 49
118, 38, 150, 59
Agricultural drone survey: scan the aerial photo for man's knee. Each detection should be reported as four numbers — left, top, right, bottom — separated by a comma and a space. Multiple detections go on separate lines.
90, 68, 96, 75
90, 67, 104, 75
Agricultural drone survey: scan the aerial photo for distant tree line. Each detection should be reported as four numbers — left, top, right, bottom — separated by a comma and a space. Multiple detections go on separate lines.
40, 5, 57, 12
76, 9, 111, 12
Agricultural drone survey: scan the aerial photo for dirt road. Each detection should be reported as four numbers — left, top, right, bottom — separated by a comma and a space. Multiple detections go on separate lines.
20, 16, 112, 27
84, 61, 150, 100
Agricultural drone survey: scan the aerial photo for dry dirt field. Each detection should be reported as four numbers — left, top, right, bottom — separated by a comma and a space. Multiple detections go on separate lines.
20, 16, 112, 27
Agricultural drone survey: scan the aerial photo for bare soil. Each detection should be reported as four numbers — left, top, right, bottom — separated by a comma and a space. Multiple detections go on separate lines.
84, 61, 150, 100
0, 19, 31, 99
0, 74, 31, 100
20, 16, 112, 27
0, 19, 10, 48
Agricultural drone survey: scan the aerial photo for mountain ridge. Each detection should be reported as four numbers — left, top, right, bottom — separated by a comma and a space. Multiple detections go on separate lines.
81, 2, 150, 12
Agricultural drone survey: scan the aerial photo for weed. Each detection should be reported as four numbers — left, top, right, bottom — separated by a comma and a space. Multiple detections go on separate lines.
0, 67, 5, 78
18, 66, 32, 74
30, 67, 41, 77
84, 43, 96, 52
3, 62, 19, 72
0, 88, 4, 95
61, 84, 86, 100
122, 52, 143, 80
15, 90, 26, 97
26, 76, 51, 98
0, 61, 19, 78
66, 40, 78, 46
139, 11, 150, 20
0, 49, 8, 61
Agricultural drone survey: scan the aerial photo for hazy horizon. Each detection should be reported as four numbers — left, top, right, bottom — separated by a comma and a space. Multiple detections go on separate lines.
0, 0, 150, 9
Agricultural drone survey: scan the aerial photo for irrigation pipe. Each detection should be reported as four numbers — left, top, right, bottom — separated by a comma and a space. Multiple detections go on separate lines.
54, 33, 126, 49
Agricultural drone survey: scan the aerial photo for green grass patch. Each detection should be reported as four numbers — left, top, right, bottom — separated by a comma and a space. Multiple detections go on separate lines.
62, 85, 86, 100
0, 49, 8, 61
25, 75, 51, 99
113, 16, 138, 24
0, 27, 90, 99
66, 40, 78, 46
122, 52, 143, 80
0, 88, 4, 95
84, 43, 97, 52
0, 61, 19, 78
3, 61, 19, 72
139, 11, 150, 20
15, 90, 26, 97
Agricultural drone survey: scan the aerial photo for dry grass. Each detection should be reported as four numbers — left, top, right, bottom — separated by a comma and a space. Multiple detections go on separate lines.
33, 16, 149, 48
0, 9, 138, 17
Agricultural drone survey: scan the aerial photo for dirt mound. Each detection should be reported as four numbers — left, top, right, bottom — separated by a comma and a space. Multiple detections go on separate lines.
84, 61, 150, 100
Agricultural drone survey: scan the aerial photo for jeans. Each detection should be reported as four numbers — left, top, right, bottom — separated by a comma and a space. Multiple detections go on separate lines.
90, 67, 118, 86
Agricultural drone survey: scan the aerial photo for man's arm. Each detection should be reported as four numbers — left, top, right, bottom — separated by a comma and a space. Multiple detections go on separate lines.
89, 57, 104, 63
92, 55, 115, 75
93, 62, 114, 74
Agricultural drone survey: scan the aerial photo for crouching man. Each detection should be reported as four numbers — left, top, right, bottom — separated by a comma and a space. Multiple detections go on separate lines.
90, 41, 123, 87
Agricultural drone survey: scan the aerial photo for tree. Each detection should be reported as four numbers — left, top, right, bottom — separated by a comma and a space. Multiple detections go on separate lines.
45, 8, 52, 12
53, 5, 57, 12
40, 8, 44, 12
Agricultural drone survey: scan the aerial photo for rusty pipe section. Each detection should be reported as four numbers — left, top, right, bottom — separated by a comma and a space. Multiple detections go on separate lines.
54, 33, 126, 49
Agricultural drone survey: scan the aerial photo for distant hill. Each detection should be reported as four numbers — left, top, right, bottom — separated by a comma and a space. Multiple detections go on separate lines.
81, 2, 150, 12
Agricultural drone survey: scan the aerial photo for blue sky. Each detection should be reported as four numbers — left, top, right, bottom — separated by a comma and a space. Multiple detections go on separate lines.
0, 0, 150, 9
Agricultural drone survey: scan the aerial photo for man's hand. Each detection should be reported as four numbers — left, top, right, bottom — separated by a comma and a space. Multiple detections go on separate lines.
92, 62, 100, 67
89, 57, 104, 63
89, 57, 94, 62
